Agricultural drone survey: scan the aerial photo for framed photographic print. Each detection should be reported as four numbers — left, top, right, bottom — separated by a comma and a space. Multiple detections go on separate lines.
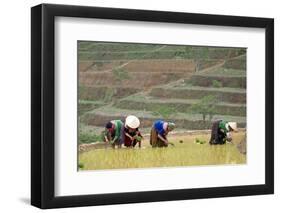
31, 3, 274, 209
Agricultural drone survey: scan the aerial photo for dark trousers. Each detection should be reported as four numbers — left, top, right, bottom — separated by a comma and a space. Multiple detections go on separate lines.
209, 120, 226, 145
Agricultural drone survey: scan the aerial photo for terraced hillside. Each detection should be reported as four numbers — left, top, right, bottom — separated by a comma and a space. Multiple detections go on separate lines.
78, 42, 246, 140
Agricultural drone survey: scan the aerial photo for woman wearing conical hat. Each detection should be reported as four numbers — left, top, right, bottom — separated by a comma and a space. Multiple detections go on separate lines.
150, 120, 175, 147
123, 115, 143, 148
209, 120, 238, 145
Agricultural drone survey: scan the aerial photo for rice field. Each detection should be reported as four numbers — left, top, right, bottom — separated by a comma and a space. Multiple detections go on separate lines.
78, 132, 246, 170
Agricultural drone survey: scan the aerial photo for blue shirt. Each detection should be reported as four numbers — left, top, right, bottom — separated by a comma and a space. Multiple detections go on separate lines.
153, 120, 166, 136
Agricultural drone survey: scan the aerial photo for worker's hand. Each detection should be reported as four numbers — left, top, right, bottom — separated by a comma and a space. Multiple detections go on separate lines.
226, 137, 233, 142
226, 132, 232, 142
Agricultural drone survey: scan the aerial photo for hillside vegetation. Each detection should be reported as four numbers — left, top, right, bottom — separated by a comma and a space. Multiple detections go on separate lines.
78, 42, 246, 144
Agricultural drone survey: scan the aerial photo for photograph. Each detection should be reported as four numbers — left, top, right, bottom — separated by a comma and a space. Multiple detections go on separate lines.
78, 41, 247, 171
30, 2, 274, 209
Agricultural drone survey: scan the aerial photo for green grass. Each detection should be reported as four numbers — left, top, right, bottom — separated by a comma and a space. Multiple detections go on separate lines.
78, 42, 246, 61
79, 42, 163, 52
79, 124, 104, 144
212, 80, 223, 88
188, 74, 246, 89
171, 85, 246, 93
150, 86, 246, 104
118, 94, 246, 107
79, 131, 103, 144
112, 67, 131, 81
152, 105, 176, 118
79, 132, 246, 170
116, 97, 246, 117
205, 68, 246, 76
86, 105, 246, 122
78, 100, 105, 115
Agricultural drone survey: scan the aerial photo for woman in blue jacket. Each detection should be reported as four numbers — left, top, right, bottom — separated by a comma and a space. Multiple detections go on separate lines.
150, 120, 175, 147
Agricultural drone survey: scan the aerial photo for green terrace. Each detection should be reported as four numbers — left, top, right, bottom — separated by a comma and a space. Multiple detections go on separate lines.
78, 42, 163, 52
78, 50, 245, 60
79, 71, 192, 88
79, 60, 125, 72
80, 106, 246, 130
79, 59, 224, 74
78, 42, 246, 55
78, 42, 246, 61
115, 94, 246, 117
189, 68, 246, 88
224, 54, 246, 70
201, 67, 246, 76
78, 43, 247, 134
149, 85, 246, 103
79, 85, 141, 102
79, 100, 106, 115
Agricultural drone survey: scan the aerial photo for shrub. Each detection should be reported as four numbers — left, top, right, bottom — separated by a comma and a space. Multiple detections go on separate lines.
212, 80, 223, 88
93, 61, 104, 69
79, 131, 103, 144
103, 88, 116, 103
152, 105, 176, 118
184, 47, 210, 71
112, 67, 130, 81
188, 95, 217, 121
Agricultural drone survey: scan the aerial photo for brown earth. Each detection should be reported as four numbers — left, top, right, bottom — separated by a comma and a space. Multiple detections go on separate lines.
190, 75, 246, 88
79, 61, 94, 72
122, 59, 196, 72
79, 86, 140, 101
79, 71, 192, 88
82, 60, 127, 72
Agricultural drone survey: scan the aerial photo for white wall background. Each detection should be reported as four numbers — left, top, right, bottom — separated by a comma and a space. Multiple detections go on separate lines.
0, 0, 279, 212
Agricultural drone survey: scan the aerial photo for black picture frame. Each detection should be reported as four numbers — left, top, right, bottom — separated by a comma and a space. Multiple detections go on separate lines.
31, 3, 274, 209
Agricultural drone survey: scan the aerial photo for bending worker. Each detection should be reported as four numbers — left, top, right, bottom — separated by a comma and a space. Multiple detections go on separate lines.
104, 120, 124, 148
209, 120, 238, 145
150, 120, 175, 147
123, 115, 143, 148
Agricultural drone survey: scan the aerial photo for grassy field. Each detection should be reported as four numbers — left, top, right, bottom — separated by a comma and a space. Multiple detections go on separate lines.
78, 132, 246, 170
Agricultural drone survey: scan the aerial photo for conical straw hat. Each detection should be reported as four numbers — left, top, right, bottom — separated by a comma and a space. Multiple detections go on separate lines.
228, 122, 238, 132
125, 115, 140, 129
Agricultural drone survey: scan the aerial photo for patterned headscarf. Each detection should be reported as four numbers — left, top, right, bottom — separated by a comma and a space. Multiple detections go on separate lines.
168, 122, 175, 131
